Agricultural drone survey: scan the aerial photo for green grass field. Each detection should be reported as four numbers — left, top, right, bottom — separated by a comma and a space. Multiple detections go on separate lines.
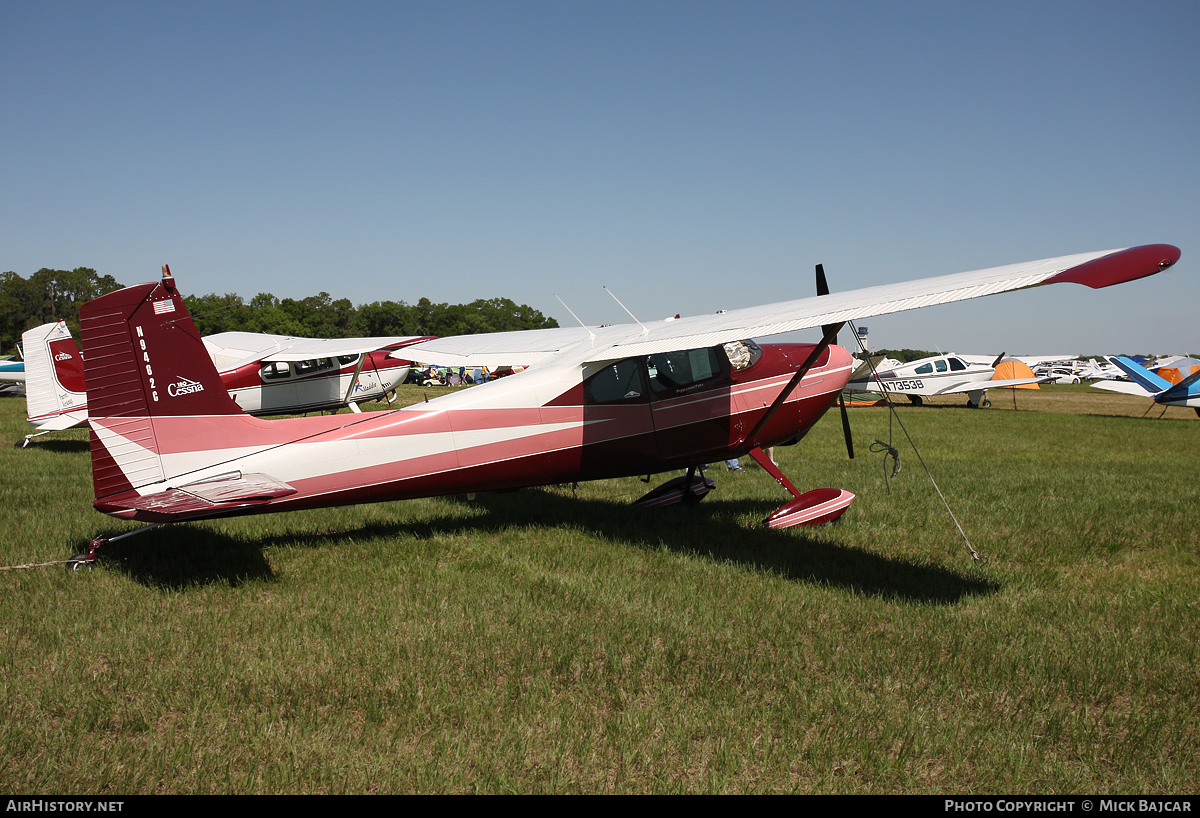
1, 384, 1196, 793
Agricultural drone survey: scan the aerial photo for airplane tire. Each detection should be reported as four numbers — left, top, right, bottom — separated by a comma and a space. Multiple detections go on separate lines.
982, 398, 991, 408
908, 395, 923, 406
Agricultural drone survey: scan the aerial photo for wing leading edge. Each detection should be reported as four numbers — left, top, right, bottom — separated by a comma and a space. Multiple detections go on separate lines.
401, 245, 1180, 368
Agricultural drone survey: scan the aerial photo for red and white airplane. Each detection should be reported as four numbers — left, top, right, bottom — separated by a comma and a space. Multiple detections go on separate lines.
74, 245, 1180, 563
17, 318, 428, 447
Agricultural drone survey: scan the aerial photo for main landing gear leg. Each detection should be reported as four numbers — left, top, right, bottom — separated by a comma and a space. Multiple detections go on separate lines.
681, 465, 701, 505
747, 447, 855, 529
632, 465, 717, 508
69, 523, 164, 572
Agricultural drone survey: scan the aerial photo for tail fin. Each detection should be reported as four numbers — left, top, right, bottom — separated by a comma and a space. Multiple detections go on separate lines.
1109, 356, 1172, 395
80, 265, 243, 500
21, 321, 88, 429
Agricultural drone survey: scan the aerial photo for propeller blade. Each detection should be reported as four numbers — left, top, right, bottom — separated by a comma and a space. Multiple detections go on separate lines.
839, 393, 855, 459
816, 263, 838, 342
991, 351, 1007, 368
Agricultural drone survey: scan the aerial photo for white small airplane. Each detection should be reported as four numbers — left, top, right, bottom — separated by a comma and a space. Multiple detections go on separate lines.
67, 243, 1180, 566
845, 352, 1047, 407
16, 314, 429, 447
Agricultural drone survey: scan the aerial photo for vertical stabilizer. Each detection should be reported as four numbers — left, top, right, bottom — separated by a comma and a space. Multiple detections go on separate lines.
1109, 356, 1172, 395
80, 265, 243, 500
22, 321, 88, 426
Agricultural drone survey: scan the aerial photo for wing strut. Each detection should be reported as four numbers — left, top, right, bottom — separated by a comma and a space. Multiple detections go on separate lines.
342, 354, 370, 408
737, 263, 855, 456
738, 320, 844, 448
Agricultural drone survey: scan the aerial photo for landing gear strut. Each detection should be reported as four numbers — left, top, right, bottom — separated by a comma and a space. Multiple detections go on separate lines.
748, 447, 855, 529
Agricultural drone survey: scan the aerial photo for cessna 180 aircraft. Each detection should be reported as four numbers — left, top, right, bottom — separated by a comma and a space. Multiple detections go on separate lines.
72, 244, 1180, 564
16, 319, 427, 447
845, 351, 1047, 407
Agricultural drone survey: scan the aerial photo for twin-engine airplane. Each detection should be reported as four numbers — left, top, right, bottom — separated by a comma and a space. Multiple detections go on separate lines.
17, 317, 427, 447
845, 352, 1047, 407
74, 244, 1180, 563
1090, 355, 1200, 417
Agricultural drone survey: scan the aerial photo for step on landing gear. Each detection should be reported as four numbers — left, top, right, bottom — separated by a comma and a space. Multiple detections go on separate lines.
747, 447, 855, 529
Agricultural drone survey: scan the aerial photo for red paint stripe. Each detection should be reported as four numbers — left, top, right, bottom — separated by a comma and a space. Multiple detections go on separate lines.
1044, 244, 1180, 289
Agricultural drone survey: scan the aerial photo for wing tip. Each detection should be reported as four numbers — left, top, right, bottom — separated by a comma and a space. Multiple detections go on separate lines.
1045, 244, 1181, 289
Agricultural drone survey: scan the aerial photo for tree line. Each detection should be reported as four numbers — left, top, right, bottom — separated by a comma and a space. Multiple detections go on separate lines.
1, 268, 558, 355
1, 268, 123, 354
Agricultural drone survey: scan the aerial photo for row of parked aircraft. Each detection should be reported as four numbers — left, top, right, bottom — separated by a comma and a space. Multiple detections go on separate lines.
844, 349, 1199, 414
13, 319, 430, 447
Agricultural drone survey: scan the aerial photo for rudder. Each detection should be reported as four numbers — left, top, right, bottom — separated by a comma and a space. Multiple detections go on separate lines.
80, 265, 243, 501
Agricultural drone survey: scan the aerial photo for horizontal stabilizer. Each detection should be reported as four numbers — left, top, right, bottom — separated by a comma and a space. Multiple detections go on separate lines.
1090, 380, 1151, 397
95, 472, 297, 520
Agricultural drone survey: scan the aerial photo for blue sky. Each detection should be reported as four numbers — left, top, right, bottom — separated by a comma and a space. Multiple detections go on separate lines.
3, 1, 1196, 354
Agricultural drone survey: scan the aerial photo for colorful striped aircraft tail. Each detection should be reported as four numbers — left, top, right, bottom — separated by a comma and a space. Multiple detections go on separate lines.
79, 265, 245, 503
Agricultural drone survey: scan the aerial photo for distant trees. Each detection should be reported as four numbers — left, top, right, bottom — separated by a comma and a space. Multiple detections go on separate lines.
186, 293, 559, 340
358, 297, 558, 338
874, 348, 940, 363
0, 268, 124, 354
0, 266, 558, 356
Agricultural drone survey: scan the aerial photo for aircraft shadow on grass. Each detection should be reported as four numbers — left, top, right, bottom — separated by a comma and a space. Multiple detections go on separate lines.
18, 438, 90, 454
93, 485, 998, 604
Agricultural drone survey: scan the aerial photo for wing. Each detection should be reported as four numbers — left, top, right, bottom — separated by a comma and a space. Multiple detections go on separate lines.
402, 244, 1180, 368
930, 377, 1049, 395
203, 332, 431, 371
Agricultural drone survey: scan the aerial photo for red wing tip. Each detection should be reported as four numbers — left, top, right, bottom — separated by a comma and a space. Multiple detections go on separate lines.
1046, 244, 1181, 289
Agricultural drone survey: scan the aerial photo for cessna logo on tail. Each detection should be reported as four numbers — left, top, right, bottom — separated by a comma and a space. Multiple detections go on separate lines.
167, 377, 205, 397
54, 351, 74, 361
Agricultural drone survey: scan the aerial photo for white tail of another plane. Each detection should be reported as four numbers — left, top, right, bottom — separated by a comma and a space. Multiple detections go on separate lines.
21, 321, 89, 436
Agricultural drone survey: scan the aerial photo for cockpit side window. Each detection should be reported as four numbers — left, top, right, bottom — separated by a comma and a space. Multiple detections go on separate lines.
584, 359, 646, 405
261, 361, 291, 381
935, 359, 948, 372
949, 357, 967, 371
646, 347, 729, 396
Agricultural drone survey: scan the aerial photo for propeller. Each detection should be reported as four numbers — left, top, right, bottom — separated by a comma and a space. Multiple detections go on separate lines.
990, 351, 1007, 368
816, 263, 854, 459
